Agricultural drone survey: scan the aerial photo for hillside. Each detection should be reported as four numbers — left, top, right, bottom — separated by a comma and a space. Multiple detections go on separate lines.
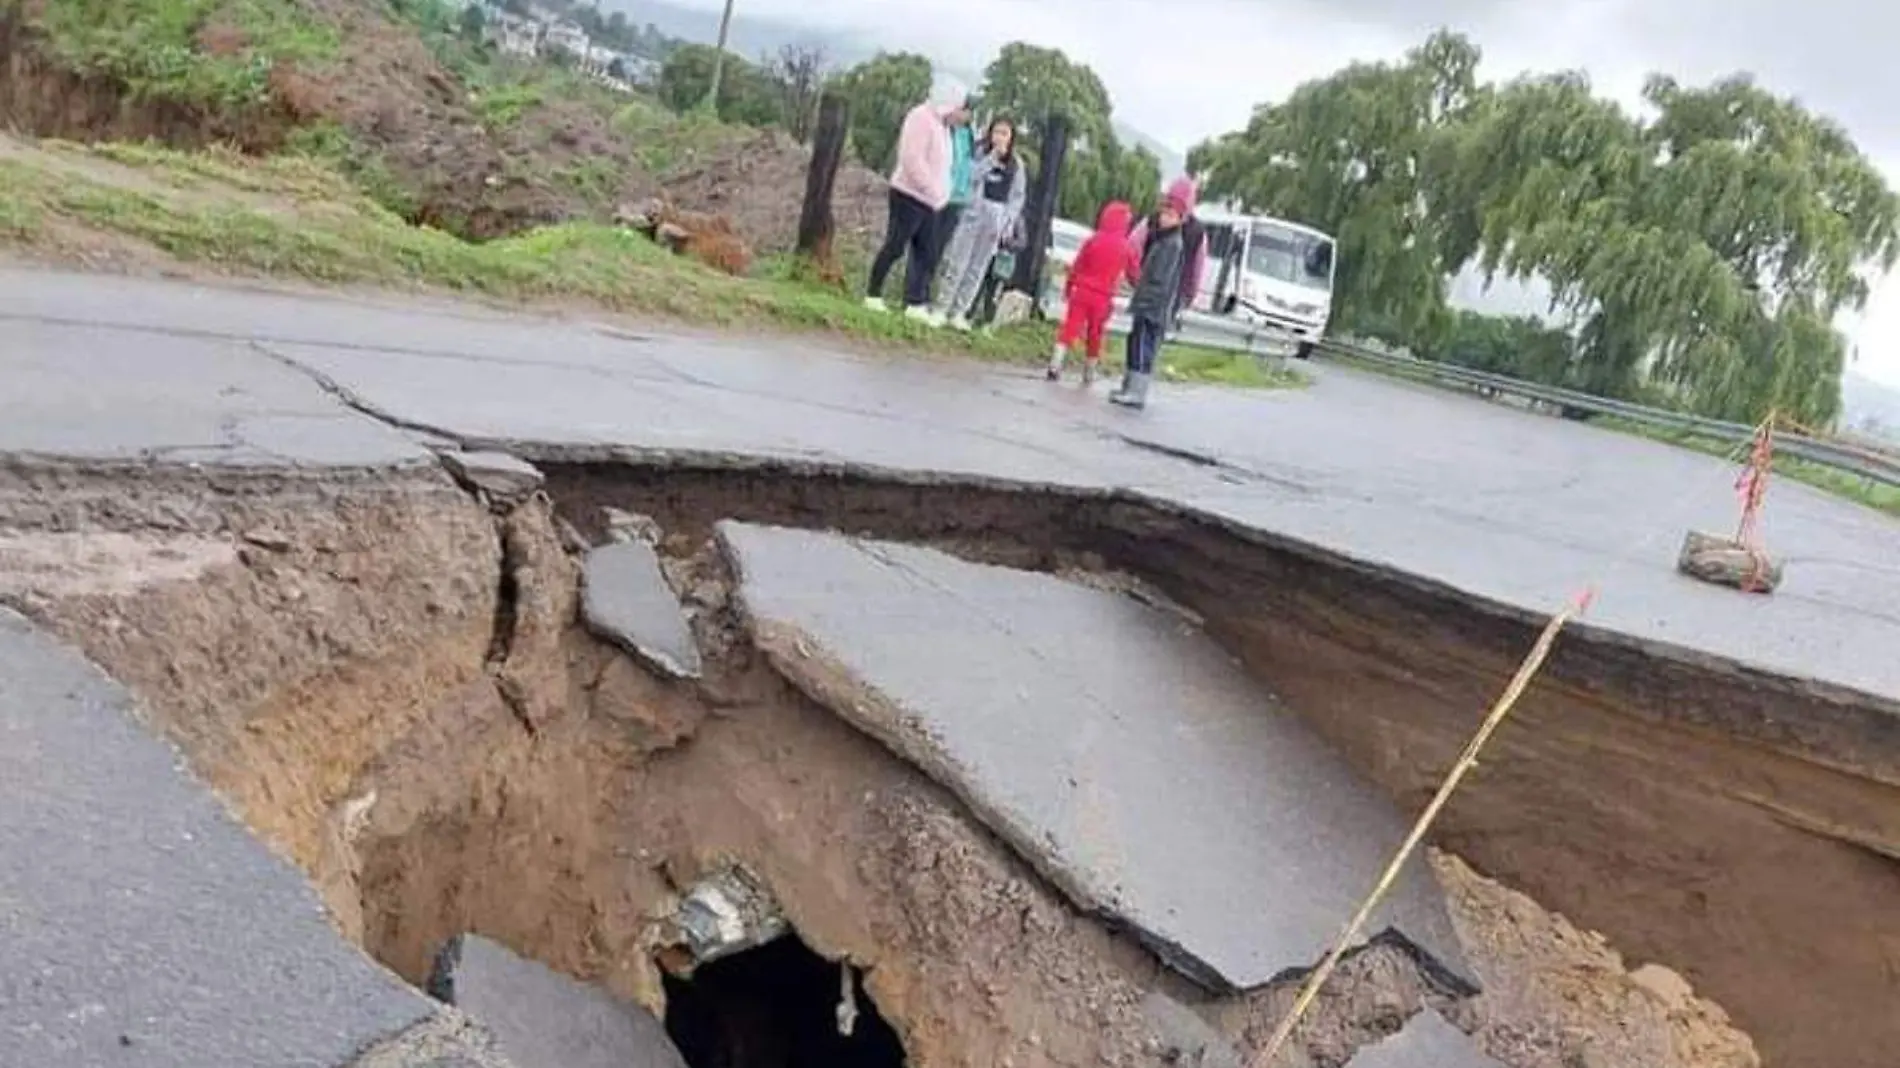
0, 0, 890, 254
610, 0, 1189, 175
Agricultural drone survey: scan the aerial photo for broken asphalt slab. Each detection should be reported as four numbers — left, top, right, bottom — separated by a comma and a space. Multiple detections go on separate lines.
11, 266, 1890, 705
429, 935, 687, 1068
580, 540, 703, 679
1345, 1008, 1507, 1068
438, 450, 545, 510
716, 522, 1473, 994
0, 607, 442, 1067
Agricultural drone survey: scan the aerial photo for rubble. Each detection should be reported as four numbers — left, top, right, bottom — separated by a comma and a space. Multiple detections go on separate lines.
661, 865, 792, 970
440, 451, 546, 512
428, 935, 688, 1068
1676, 530, 1782, 593
581, 539, 704, 680
1345, 1008, 1506, 1068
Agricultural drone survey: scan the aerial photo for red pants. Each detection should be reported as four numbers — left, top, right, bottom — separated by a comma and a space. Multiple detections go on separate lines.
1058, 291, 1112, 361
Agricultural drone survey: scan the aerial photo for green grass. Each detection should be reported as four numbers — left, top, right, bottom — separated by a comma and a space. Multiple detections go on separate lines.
19, 0, 339, 110
0, 140, 1298, 389
613, 98, 752, 175
473, 81, 548, 129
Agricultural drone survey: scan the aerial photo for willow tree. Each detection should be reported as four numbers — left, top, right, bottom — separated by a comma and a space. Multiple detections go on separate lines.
1188, 30, 1484, 337
1464, 72, 1899, 423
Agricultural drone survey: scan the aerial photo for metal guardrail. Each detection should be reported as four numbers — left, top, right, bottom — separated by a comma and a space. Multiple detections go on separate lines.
1159, 308, 1900, 491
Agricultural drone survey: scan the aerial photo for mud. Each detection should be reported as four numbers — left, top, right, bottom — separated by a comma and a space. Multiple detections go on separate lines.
0, 0, 892, 248
0, 6, 302, 153
0, 453, 1856, 1068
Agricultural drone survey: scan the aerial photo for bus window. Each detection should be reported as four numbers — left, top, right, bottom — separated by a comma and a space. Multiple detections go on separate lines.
1247, 222, 1333, 291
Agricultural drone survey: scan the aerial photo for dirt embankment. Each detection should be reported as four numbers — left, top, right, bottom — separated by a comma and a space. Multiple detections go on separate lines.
535, 461, 1895, 1068
0, 454, 1786, 1068
0, 0, 890, 250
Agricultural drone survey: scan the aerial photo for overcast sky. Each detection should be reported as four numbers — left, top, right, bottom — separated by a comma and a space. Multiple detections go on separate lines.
664, 0, 1900, 386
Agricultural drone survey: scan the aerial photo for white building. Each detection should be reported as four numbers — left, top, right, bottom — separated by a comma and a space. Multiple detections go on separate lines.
579, 43, 616, 76
484, 10, 540, 58
542, 20, 590, 59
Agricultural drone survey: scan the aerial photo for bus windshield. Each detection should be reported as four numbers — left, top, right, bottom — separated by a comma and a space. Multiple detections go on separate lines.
1246, 222, 1334, 292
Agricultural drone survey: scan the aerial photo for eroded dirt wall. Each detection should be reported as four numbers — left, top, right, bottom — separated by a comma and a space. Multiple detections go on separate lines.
534, 461, 1898, 1068
0, 457, 1849, 1066
1087, 502, 1900, 1068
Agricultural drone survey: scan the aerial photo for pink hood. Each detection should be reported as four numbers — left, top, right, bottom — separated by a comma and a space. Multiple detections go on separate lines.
1095, 200, 1133, 237
889, 101, 954, 211
1165, 176, 1199, 215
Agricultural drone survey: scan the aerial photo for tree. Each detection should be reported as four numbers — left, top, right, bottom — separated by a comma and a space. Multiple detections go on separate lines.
979, 42, 1113, 149
456, 2, 486, 42
1191, 32, 1899, 426
768, 45, 829, 144
1463, 72, 1898, 422
1058, 134, 1160, 222
1190, 31, 1482, 340
658, 44, 780, 126
976, 43, 1155, 222
834, 52, 933, 173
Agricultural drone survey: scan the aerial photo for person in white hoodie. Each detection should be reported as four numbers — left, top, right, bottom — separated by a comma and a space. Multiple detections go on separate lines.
934, 115, 1028, 331
864, 79, 973, 323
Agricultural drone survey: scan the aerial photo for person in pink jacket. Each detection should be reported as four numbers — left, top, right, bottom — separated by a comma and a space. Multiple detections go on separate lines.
864, 80, 973, 323
1126, 176, 1210, 333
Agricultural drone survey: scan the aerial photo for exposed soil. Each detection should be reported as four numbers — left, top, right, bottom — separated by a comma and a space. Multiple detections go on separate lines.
0, 5, 303, 152
658, 128, 891, 259
0, 0, 891, 250
1, 454, 1857, 1068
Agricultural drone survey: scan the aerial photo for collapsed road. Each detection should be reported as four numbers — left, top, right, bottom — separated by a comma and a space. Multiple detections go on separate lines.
0, 265, 1895, 1068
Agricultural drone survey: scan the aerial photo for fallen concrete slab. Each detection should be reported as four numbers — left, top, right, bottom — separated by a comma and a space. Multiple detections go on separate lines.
0, 608, 436, 1067
580, 540, 703, 679
717, 522, 1472, 994
1346, 1008, 1505, 1068
439, 450, 546, 510
429, 934, 687, 1068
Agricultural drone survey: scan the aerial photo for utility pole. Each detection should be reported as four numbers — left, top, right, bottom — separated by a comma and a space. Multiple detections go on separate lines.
702, 0, 736, 114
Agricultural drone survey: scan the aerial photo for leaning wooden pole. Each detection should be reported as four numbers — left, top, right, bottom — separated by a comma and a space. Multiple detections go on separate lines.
1246, 589, 1594, 1068
796, 91, 850, 267
703, 0, 737, 112
1010, 111, 1069, 316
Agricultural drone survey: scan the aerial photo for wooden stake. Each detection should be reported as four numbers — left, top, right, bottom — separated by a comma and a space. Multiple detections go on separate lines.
1246, 589, 1593, 1068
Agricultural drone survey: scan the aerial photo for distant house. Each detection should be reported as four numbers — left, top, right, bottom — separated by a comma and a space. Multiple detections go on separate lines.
579, 43, 617, 76
484, 10, 540, 57
613, 54, 660, 85
542, 20, 590, 60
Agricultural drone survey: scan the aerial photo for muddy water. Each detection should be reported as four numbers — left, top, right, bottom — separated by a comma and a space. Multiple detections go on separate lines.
0, 459, 1838, 1067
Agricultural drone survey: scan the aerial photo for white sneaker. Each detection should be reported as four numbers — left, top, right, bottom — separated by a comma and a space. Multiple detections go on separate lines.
949, 315, 973, 332
904, 305, 940, 327
863, 296, 889, 312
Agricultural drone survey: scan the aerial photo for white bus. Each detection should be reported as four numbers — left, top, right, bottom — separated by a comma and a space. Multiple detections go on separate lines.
1194, 211, 1337, 357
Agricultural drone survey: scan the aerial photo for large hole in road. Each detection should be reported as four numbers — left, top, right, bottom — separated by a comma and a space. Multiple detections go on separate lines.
662, 934, 905, 1068
2, 457, 1886, 1067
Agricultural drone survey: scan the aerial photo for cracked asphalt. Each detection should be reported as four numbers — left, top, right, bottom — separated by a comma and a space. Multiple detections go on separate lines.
5, 265, 1898, 699
3, 264, 1900, 1063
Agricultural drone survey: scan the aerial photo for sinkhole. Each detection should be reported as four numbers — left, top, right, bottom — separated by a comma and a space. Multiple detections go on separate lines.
662, 932, 906, 1068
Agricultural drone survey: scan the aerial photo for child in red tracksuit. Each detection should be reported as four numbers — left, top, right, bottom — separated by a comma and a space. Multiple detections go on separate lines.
1047, 201, 1139, 385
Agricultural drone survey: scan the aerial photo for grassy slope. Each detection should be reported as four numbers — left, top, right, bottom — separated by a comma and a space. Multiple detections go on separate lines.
0, 138, 1302, 387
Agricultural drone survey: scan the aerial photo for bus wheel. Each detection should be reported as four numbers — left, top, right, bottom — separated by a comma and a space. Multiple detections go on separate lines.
1295, 342, 1316, 360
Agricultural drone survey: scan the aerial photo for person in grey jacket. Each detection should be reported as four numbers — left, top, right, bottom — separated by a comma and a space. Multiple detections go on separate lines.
1111, 189, 1187, 409
934, 117, 1028, 330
